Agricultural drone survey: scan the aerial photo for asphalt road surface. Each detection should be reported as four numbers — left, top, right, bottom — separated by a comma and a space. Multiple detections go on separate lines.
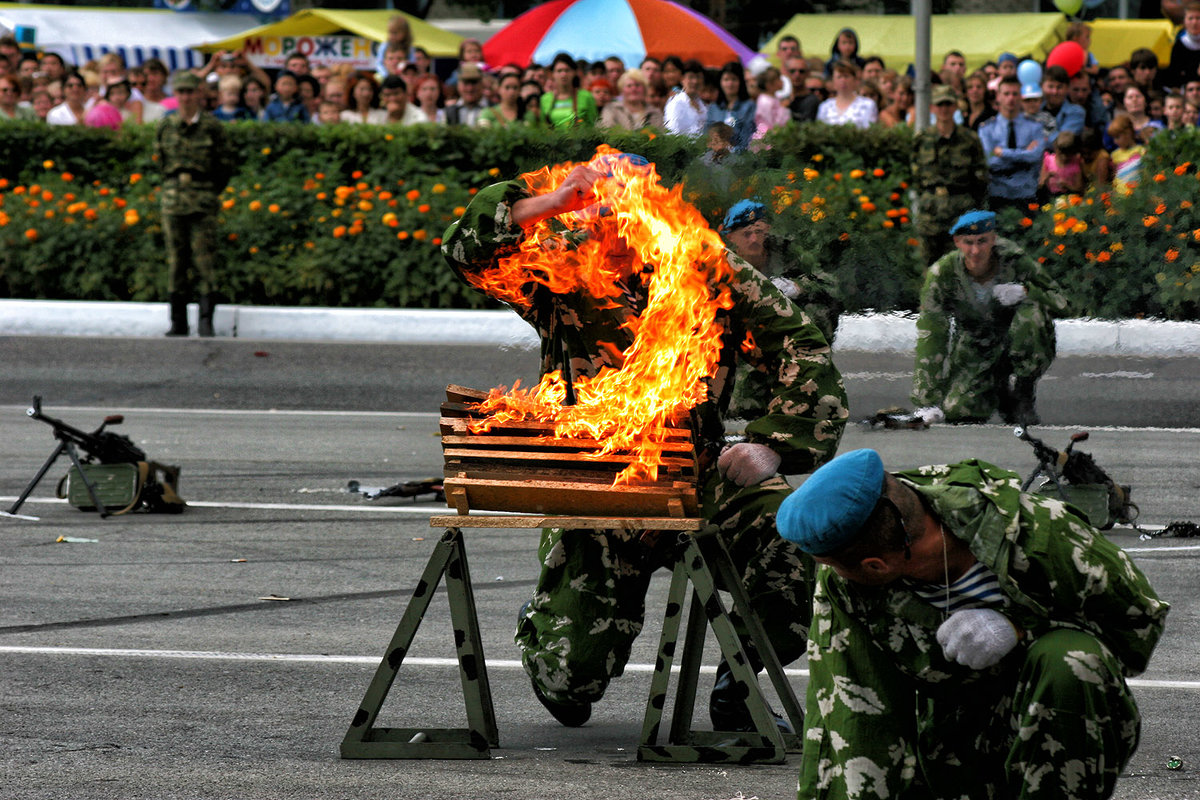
2, 335, 1198, 800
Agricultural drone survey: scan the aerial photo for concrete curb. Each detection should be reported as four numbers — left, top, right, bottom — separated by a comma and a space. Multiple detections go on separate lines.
2, 300, 1200, 357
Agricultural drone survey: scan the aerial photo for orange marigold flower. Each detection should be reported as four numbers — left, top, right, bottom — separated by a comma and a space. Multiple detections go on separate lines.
227, 233, 238, 241
42, 160, 54, 170
129, 173, 142, 184
469, 187, 478, 195
397, 230, 410, 240
41, 190, 53, 202
906, 238, 920, 247
1155, 203, 1167, 214
1144, 215, 1159, 227
351, 170, 363, 179
406, 189, 420, 201
249, 246, 259, 254
1097, 251, 1111, 262
124, 209, 139, 225
333, 225, 347, 238
1166, 247, 1180, 262
1054, 243, 1066, 255
413, 229, 428, 241
316, 192, 327, 200
26, 227, 39, 240
1175, 164, 1189, 176
432, 183, 447, 194
114, 197, 127, 209
1182, 200, 1194, 209
358, 200, 373, 212
268, 203, 280, 213
882, 220, 894, 228
432, 237, 442, 246
222, 199, 236, 209
453, 206, 467, 216
417, 203, 431, 213
1154, 173, 1167, 183
849, 169, 865, 179
355, 181, 369, 191
861, 202, 876, 213
61, 172, 74, 182
378, 191, 393, 201
315, 172, 326, 180
249, 200, 263, 211
83, 208, 98, 221
873, 168, 886, 177
1020, 217, 1033, 227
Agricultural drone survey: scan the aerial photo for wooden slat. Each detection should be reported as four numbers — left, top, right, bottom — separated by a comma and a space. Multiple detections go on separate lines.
442, 477, 699, 518
439, 415, 694, 443
440, 434, 696, 455
446, 384, 489, 403
430, 515, 704, 531
442, 447, 696, 470
444, 461, 691, 487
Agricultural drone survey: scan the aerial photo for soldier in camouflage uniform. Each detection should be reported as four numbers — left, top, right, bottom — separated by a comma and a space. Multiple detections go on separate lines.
719, 199, 843, 420
154, 71, 233, 337
777, 449, 1167, 800
910, 86, 989, 265
441, 152, 848, 730
911, 210, 1070, 426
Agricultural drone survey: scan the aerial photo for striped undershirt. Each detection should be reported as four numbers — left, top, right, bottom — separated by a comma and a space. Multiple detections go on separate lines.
907, 560, 1008, 614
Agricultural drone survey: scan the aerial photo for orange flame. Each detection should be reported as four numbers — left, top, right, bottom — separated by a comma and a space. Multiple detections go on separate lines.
464, 146, 734, 484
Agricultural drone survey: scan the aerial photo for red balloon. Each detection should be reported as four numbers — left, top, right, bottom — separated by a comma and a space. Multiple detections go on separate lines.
1046, 41, 1086, 77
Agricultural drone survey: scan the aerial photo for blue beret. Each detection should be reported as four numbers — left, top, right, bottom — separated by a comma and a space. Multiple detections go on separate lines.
998, 52, 1018, 65
593, 152, 650, 177
776, 449, 885, 555
722, 199, 767, 232
949, 209, 995, 236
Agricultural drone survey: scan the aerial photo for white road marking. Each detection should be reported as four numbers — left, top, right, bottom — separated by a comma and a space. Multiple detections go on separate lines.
0, 497, 448, 515
0, 645, 1195, 690
1078, 371, 1155, 379
0, 405, 439, 418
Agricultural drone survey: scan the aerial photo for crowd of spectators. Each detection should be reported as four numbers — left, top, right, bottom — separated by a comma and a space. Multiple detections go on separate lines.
3, 8, 1200, 195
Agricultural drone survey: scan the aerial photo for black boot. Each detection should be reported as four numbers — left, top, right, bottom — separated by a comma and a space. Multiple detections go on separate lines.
198, 294, 216, 338
166, 293, 188, 337
709, 659, 792, 734
1012, 377, 1040, 427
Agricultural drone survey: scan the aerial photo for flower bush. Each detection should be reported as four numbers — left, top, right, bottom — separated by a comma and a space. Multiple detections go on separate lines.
1, 120, 1197, 320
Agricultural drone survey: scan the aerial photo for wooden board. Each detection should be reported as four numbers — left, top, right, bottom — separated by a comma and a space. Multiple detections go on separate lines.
429, 515, 704, 531
443, 477, 698, 519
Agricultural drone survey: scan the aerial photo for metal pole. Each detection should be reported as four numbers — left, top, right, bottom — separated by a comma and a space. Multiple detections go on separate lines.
913, 0, 932, 133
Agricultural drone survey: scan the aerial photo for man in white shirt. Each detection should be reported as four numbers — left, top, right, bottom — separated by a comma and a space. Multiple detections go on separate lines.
663, 59, 707, 137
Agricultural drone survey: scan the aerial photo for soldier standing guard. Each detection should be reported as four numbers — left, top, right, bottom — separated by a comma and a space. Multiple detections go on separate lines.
155, 71, 233, 337
910, 86, 989, 265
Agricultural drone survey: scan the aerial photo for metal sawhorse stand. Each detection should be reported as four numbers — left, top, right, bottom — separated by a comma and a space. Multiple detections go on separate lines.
340, 515, 802, 763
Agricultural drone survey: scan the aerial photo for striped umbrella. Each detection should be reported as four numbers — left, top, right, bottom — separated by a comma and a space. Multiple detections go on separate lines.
482, 0, 756, 69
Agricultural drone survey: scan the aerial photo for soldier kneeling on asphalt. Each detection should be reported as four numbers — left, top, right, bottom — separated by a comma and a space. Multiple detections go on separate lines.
911, 210, 1070, 426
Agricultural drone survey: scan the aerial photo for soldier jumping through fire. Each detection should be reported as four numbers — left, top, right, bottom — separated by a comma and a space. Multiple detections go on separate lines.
441, 148, 848, 732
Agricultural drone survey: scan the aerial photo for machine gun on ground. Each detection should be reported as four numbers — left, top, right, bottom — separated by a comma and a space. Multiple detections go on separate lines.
7, 396, 184, 518
1016, 426, 1137, 530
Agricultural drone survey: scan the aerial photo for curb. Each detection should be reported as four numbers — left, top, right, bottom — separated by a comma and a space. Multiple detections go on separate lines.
2, 299, 1200, 357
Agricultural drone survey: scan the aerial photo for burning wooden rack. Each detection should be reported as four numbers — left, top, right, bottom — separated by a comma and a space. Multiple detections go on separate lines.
340, 386, 802, 764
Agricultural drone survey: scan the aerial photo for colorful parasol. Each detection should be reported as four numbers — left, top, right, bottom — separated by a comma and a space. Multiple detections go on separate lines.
482, 0, 755, 69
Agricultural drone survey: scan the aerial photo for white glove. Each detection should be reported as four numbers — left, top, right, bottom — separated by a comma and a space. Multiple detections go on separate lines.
936, 608, 1019, 670
914, 406, 945, 425
717, 443, 782, 487
771, 276, 800, 299
992, 283, 1026, 307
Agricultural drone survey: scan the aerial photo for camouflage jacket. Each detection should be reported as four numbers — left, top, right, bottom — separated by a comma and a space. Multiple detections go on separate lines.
910, 124, 989, 231
800, 459, 1168, 795
912, 236, 1071, 406
441, 179, 848, 475
154, 112, 233, 216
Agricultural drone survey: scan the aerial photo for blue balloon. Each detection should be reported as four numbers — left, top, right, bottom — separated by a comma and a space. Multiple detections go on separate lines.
1017, 59, 1043, 87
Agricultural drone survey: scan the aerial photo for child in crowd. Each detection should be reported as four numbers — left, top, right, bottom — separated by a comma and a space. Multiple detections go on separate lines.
1164, 92, 1192, 130
265, 71, 309, 122
1108, 115, 1146, 193
316, 100, 342, 125
1080, 129, 1113, 189
1039, 131, 1085, 199
105, 78, 140, 124
212, 74, 249, 122
701, 121, 735, 165
240, 76, 269, 121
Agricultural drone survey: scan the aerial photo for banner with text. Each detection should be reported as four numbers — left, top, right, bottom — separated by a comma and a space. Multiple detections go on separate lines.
242, 35, 378, 69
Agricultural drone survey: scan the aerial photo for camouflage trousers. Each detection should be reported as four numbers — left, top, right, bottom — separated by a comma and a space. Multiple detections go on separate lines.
938, 302, 1056, 422
800, 628, 1140, 800
163, 211, 218, 297
515, 470, 814, 706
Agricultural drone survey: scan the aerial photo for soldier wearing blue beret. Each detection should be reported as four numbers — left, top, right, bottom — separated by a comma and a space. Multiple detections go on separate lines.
911, 209, 1071, 425
777, 449, 1167, 800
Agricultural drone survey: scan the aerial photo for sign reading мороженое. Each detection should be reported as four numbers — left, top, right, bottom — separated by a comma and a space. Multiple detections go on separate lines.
241, 35, 378, 69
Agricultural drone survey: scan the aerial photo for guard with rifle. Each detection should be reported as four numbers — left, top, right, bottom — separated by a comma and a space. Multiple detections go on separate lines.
7, 397, 184, 518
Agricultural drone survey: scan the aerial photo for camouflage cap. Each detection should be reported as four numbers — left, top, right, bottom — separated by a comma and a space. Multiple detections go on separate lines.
932, 84, 958, 105
172, 71, 201, 91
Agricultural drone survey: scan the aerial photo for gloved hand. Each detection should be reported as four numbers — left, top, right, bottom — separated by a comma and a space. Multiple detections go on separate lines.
771, 276, 800, 299
914, 406, 945, 425
992, 283, 1026, 307
936, 608, 1020, 669
717, 443, 782, 487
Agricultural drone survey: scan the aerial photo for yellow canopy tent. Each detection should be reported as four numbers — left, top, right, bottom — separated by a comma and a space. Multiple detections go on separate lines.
765, 13, 1178, 73
1089, 18, 1176, 67
765, 13, 1068, 74
193, 9, 463, 70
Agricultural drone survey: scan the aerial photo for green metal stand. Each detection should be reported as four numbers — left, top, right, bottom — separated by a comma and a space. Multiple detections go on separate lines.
340, 527, 499, 759
638, 526, 803, 764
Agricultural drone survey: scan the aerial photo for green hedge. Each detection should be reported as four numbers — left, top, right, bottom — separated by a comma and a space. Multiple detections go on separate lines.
2, 120, 1198, 319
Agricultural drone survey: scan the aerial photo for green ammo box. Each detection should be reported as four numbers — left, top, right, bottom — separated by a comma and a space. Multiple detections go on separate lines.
65, 463, 140, 511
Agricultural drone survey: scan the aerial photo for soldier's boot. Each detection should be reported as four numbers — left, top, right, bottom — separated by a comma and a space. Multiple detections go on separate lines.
198, 295, 216, 338
1012, 377, 1040, 427
709, 659, 792, 734
519, 601, 592, 727
166, 294, 189, 337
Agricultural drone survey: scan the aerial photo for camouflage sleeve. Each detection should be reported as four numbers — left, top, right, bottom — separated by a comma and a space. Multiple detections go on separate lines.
1006, 241, 1072, 317
911, 254, 953, 408
1006, 493, 1169, 676
965, 129, 990, 205
799, 572, 917, 799
729, 255, 848, 475
440, 179, 535, 308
